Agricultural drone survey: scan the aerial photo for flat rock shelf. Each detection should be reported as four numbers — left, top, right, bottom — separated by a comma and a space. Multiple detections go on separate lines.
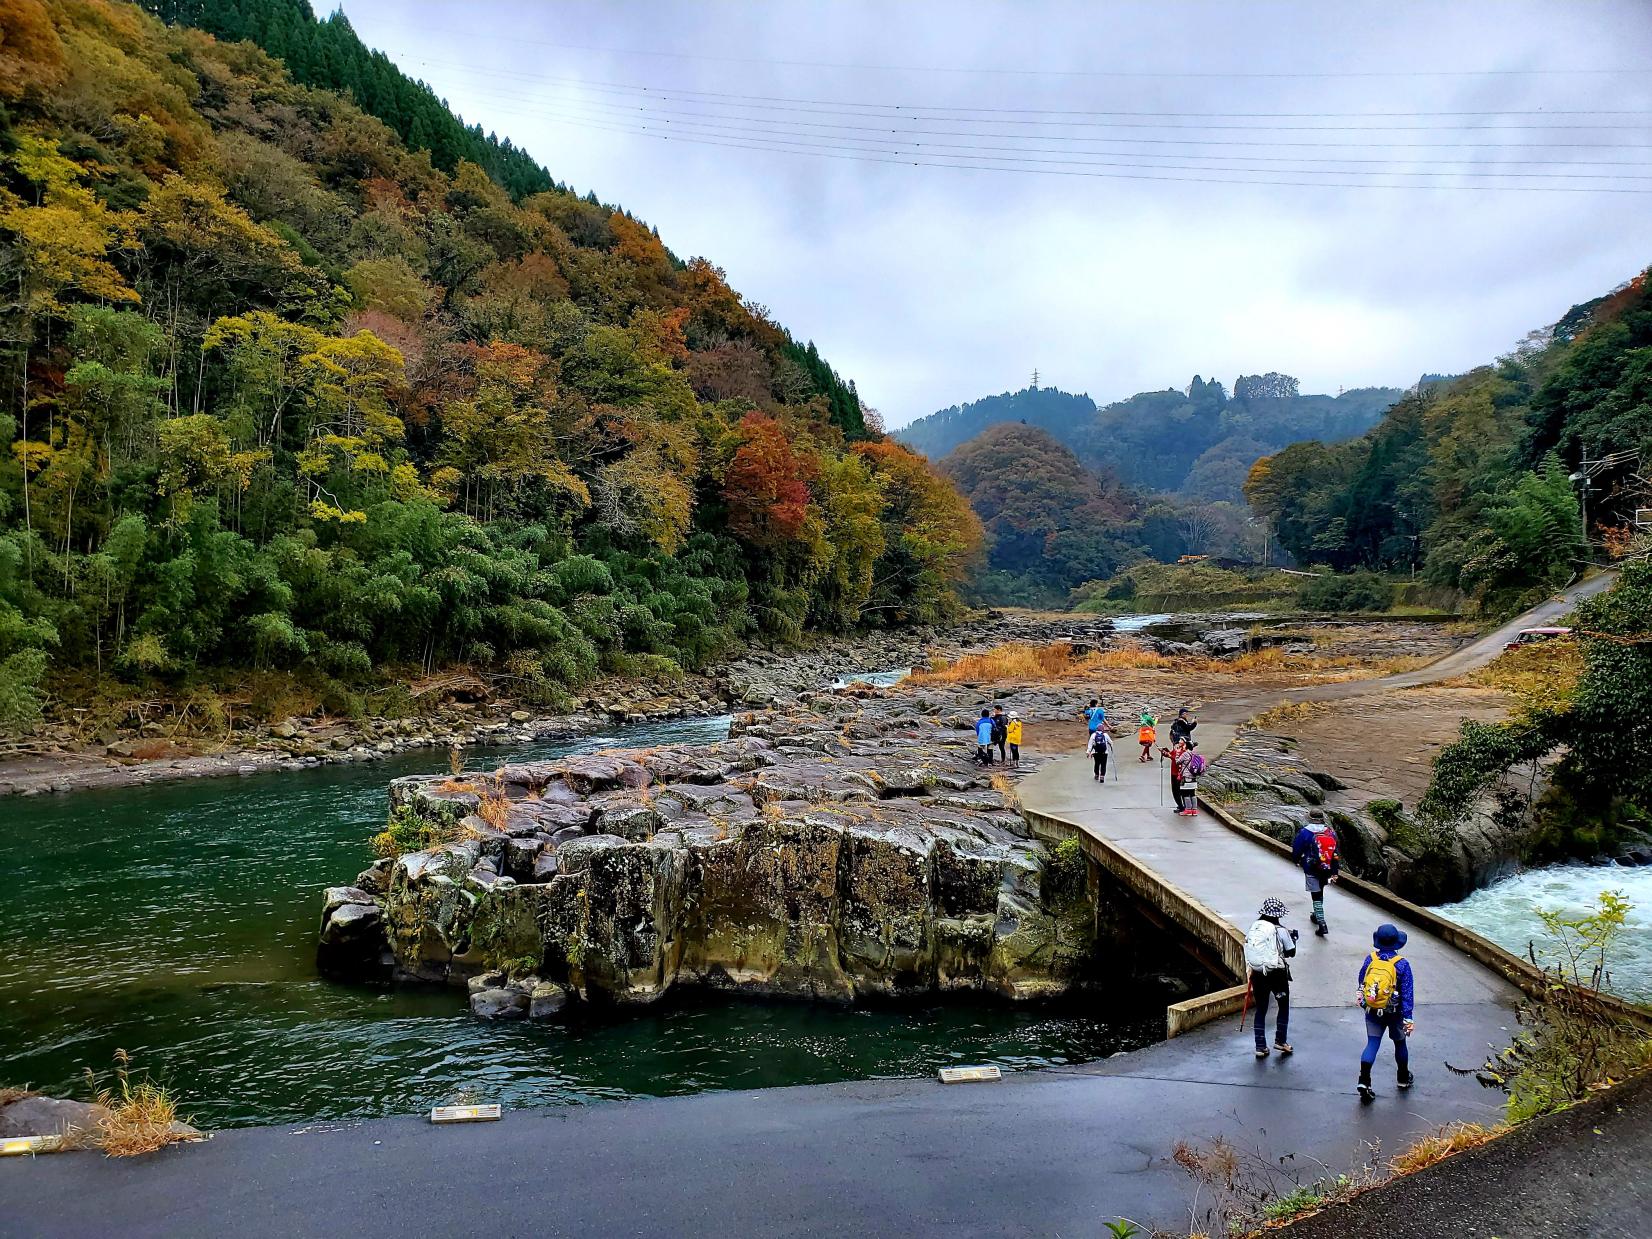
320, 686, 1216, 1017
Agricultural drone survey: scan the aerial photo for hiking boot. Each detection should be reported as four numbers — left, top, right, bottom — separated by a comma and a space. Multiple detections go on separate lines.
1397, 1071, 1414, 1090
1357, 1082, 1375, 1104
1254, 1047, 1269, 1058
1274, 1042, 1293, 1056
1315, 922, 1329, 937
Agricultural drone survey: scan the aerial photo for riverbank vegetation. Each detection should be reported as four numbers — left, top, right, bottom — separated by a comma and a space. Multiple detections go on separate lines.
1245, 270, 1650, 619
1467, 891, 1652, 1122
0, 0, 981, 738
1420, 560, 1652, 862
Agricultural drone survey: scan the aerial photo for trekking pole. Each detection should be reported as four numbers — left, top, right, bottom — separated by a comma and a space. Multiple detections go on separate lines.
1157, 754, 1163, 806
1237, 972, 1253, 1031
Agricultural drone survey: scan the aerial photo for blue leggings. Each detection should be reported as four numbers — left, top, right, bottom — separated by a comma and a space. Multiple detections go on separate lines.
1360, 1011, 1408, 1071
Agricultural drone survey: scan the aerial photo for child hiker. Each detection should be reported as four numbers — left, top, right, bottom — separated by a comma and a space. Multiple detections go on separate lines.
1356, 923, 1415, 1102
1291, 808, 1340, 935
1137, 712, 1157, 763
1087, 723, 1111, 782
1006, 711, 1023, 765
1244, 897, 1298, 1057
1181, 742, 1205, 814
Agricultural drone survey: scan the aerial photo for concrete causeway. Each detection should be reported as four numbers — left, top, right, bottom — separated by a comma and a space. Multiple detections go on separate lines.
0, 578, 1615, 1238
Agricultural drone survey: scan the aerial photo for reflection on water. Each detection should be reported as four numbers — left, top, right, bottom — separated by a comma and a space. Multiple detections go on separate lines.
1437, 862, 1652, 1003
1, 714, 1142, 1126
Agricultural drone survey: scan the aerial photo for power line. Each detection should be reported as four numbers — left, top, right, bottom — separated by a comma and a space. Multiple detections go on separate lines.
503, 94, 1652, 184
412, 59, 1652, 155
406, 59, 1652, 132
409, 30, 1651, 80
423, 77, 1652, 181
520, 108, 1652, 192
406, 55, 1652, 121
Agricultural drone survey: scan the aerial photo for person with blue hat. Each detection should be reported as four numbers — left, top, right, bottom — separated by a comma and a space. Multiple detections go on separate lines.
1355, 923, 1415, 1102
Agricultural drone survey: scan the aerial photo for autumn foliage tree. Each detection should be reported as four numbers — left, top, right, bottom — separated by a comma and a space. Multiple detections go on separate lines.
0, 0, 974, 732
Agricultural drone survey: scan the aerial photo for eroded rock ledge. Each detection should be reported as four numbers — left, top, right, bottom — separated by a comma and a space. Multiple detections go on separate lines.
319, 689, 1165, 1015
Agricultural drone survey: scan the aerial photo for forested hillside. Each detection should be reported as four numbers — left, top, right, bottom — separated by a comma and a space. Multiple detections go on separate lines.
900, 377, 1402, 501
0, 0, 979, 733
938, 425, 1140, 606
1246, 271, 1651, 615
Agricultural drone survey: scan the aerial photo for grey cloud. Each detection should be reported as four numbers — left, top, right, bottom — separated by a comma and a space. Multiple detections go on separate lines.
344, 0, 1652, 426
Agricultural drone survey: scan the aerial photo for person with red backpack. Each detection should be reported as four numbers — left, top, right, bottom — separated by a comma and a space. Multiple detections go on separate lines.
1290, 808, 1340, 935
1355, 923, 1415, 1102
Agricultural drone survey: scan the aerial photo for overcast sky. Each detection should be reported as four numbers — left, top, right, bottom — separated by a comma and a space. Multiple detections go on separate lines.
341, 1, 1652, 428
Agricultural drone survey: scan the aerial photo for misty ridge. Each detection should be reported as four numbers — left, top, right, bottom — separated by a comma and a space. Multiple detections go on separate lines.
898, 376, 1408, 502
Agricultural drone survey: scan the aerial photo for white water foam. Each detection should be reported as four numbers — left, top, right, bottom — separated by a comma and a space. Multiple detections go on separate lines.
1437, 863, 1652, 1003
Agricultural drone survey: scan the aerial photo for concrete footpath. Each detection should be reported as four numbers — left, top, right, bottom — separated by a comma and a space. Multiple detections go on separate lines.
0, 579, 1612, 1238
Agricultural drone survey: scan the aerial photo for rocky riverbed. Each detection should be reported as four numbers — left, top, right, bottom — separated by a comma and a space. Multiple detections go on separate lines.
318, 679, 1211, 1019
0, 612, 1113, 797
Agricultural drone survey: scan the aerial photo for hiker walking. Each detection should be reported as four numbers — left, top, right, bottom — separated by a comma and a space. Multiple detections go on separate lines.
1180, 742, 1204, 814
1169, 707, 1197, 748
1356, 923, 1415, 1102
1006, 711, 1023, 765
991, 705, 1009, 763
1136, 712, 1157, 763
1291, 808, 1340, 935
1087, 723, 1112, 783
1159, 738, 1200, 815
974, 708, 994, 765
1244, 897, 1298, 1058
1083, 698, 1107, 746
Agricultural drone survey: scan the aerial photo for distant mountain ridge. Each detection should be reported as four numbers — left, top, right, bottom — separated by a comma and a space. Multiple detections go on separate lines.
899, 377, 1405, 501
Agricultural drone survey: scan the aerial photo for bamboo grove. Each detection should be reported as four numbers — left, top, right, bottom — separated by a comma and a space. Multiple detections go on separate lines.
0, 0, 982, 731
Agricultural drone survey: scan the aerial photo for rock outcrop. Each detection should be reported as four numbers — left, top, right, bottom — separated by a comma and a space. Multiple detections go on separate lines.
319, 681, 1201, 1013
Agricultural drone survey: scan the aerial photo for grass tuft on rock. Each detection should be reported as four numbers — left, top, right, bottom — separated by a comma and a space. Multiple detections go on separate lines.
84, 1050, 194, 1158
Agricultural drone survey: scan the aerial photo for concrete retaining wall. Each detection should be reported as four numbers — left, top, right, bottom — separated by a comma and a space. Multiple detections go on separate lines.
1024, 807, 1245, 1038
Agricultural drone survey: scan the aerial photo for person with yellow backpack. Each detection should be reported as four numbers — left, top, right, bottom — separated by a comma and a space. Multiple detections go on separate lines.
1356, 923, 1415, 1103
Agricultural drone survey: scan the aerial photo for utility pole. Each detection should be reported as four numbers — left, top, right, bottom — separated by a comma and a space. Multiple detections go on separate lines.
1580, 445, 1590, 547
1030, 368, 1039, 390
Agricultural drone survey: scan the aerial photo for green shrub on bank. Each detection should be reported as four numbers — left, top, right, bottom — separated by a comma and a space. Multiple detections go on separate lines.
1297, 570, 1394, 613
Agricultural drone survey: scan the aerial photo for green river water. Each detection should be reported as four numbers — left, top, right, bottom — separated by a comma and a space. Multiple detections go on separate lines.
1, 717, 1151, 1128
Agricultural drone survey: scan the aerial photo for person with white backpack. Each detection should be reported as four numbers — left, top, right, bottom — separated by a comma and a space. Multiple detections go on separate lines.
1244, 897, 1299, 1058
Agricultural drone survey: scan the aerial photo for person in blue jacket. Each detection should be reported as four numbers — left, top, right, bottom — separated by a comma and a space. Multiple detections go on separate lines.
1290, 809, 1341, 936
974, 708, 995, 765
1355, 923, 1415, 1102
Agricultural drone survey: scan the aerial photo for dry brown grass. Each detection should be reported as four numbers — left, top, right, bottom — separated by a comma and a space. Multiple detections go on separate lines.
909, 641, 1087, 684
0, 1085, 37, 1108
1388, 1122, 1508, 1176
909, 640, 1430, 688
435, 777, 480, 795
83, 1051, 194, 1158
1249, 700, 1329, 731
475, 786, 511, 831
